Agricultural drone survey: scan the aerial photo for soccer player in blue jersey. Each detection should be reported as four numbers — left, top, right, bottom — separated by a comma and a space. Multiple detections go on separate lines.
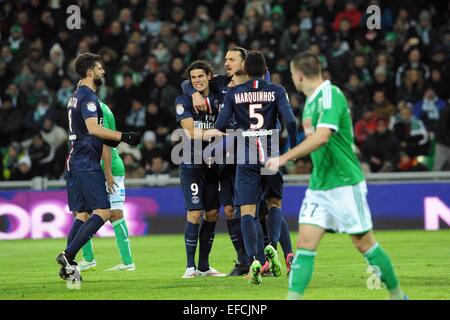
176, 60, 227, 278
181, 47, 251, 276
211, 51, 298, 284
56, 53, 141, 281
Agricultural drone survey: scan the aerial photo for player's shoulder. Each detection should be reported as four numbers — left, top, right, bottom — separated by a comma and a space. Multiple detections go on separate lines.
266, 82, 286, 93
175, 94, 192, 106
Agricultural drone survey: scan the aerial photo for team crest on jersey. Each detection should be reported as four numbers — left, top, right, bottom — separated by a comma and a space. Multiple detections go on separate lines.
191, 196, 200, 204
176, 103, 184, 115
87, 102, 97, 112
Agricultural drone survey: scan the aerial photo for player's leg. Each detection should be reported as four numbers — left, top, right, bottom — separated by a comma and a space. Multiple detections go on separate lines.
75, 212, 97, 271
266, 196, 283, 247
287, 223, 325, 300
279, 216, 294, 275
67, 211, 88, 247
180, 165, 204, 278
105, 175, 135, 271
287, 188, 330, 299
220, 164, 250, 275
350, 231, 406, 299
61, 170, 111, 264
344, 181, 406, 299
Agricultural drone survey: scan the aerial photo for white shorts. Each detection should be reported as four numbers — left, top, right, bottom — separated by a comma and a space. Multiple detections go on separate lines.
298, 181, 373, 235
110, 176, 125, 211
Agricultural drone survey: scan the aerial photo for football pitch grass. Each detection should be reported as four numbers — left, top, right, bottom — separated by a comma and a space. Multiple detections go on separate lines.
0, 230, 449, 300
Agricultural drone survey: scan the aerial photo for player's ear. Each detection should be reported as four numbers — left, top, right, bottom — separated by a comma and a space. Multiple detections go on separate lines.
207, 72, 212, 81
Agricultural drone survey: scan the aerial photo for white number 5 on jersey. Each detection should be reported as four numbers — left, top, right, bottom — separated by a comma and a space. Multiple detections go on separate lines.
249, 104, 264, 129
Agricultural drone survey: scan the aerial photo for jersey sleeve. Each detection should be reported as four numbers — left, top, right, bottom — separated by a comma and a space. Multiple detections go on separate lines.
276, 86, 298, 148
175, 96, 193, 123
80, 95, 99, 121
316, 87, 343, 132
100, 103, 116, 130
215, 90, 234, 130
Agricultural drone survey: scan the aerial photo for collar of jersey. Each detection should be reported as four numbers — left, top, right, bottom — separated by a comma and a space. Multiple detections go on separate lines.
306, 80, 330, 105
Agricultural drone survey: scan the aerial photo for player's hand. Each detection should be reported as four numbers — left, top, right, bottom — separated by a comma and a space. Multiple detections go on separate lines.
265, 156, 286, 173
103, 139, 120, 147
192, 92, 207, 113
203, 129, 227, 141
105, 172, 118, 194
121, 131, 141, 146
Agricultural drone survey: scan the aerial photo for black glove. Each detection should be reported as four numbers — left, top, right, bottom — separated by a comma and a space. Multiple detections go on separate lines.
120, 132, 141, 146
103, 139, 120, 147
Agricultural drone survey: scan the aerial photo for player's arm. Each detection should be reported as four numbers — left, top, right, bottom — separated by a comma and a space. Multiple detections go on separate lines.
181, 76, 224, 113
266, 127, 332, 170
102, 145, 117, 193
214, 90, 233, 131
85, 117, 140, 146
277, 87, 298, 148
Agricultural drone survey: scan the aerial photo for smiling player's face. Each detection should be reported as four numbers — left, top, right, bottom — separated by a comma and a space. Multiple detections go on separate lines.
224, 51, 243, 77
190, 69, 211, 93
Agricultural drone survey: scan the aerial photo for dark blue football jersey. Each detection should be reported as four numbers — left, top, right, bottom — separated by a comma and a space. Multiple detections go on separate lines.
175, 92, 221, 165
215, 79, 297, 162
65, 85, 104, 171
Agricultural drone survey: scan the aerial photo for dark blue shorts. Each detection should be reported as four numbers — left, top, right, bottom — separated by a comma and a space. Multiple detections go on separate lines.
65, 170, 110, 213
235, 164, 283, 206
218, 164, 235, 207
180, 164, 220, 212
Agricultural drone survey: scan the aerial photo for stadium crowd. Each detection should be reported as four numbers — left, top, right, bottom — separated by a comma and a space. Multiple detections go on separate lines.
0, 0, 449, 181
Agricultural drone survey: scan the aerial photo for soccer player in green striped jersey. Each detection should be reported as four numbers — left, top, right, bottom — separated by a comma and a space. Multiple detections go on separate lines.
78, 101, 135, 271
265, 52, 407, 300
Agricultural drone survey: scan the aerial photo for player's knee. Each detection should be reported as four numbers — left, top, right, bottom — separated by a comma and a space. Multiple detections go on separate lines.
241, 205, 256, 217
205, 210, 219, 222
267, 197, 281, 208
76, 212, 89, 222
297, 235, 317, 251
224, 205, 235, 220
187, 211, 202, 224
109, 210, 124, 223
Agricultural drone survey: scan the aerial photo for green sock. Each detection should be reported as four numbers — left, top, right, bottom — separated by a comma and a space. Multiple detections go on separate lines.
363, 243, 403, 299
112, 218, 133, 265
81, 239, 95, 263
287, 248, 316, 298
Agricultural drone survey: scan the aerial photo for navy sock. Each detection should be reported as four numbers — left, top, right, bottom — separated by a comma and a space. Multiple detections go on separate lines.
279, 216, 293, 258
226, 218, 249, 265
184, 221, 200, 269
65, 214, 104, 262
255, 217, 267, 264
241, 215, 258, 262
67, 218, 84, 247
198, 220, 216, 272
260, 216, 269, 247
267, 207, 282, 246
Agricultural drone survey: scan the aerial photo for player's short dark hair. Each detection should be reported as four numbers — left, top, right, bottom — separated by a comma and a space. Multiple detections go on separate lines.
291, 52, 322, 78
228, 47, 247, 61
183, 60, 214, 80
73, 53, 102, 78
244, 50, 267, 78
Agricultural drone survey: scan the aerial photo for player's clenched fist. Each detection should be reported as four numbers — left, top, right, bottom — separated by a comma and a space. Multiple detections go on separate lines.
265, 156, 286, 173
121, 132, 141, 146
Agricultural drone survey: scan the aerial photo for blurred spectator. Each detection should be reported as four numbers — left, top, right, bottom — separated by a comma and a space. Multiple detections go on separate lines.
4, 83, 27, 110
354, 109, 377, 147
10, 154, 33, 181
0, 97, 23, 147
413, 86, 447, 133
292, 157, 312, 175
146, 155, 170, 176
112, 73, 140, 129
140, 8, 162, 39
371, 66, 395, 104
433, 104, 450, 171
40, 117, 68, 149
352, 52, 372, 86
395, 47, 430, 88
102, 20, 127, 55
168, 57, 185, 89
390, 106, 429, 157
332, 0, 362, 32
23, 95, 57, 138
397, 68, 424, 103
371, 89, 396, 119
141, 130, 167, 173
429, 68, 448, 101
28, 133, 53, 177
148, 71, 178, 117
125, 99, 147, 133
363, 117, 400, 172
122, 152, 145, 179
